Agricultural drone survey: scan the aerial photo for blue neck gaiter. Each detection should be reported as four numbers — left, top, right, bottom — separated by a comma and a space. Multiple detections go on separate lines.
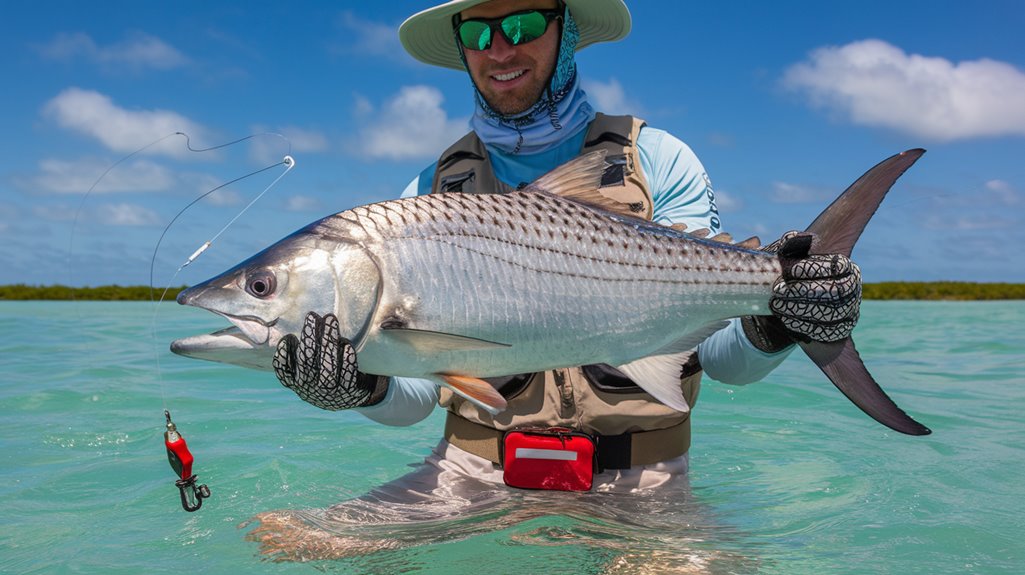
464, 7, 595, 155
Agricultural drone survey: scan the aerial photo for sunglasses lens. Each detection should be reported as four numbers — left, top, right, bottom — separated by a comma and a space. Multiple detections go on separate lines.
458, 11, 554, 51
501, 11, 549, 45
459, 20, 493, 50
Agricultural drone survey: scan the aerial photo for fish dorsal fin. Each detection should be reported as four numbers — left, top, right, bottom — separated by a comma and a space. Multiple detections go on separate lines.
437, 374, 508, 415
380, 326, 511, 353
688, 228, 711, 239
710, 232, 733, 243
736, 236, 761, 249
616, 320, 730, 412
670, 223, 688, 232
522, 150, 631, 212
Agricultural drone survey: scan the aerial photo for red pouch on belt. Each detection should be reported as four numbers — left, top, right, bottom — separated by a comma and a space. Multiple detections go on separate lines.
501, 427, 596, 491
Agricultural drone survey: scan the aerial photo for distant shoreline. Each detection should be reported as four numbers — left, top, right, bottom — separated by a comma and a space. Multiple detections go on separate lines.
1, 282, 1023, 301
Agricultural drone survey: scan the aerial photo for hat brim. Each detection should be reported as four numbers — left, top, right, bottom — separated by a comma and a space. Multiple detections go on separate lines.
399, 0, 631, 71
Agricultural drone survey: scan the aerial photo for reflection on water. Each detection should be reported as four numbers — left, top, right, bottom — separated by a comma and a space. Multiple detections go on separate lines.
244, 441, 761, 574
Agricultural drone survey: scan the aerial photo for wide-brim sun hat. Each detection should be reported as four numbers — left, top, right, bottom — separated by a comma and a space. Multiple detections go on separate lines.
400, 0, 631, 71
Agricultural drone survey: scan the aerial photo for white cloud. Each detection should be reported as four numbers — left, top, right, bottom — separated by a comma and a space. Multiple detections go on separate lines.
770, 181, 829, 204
0, 203, 17, 233
39, 31, 188, 70
95, 203, 163, 226
984, 179, 1020, 205
44, 88, 208, 157
712, 189, 742, 212
582, 78, 643, 116
782, 39, 1025, 141
285, 195, 322, 212
29, 157, 175, 194
356, 86, 469, 160
32, 201, 160, 226
33, 204, 79, 222
334, 12, 406, 62
248, 126, 329, 165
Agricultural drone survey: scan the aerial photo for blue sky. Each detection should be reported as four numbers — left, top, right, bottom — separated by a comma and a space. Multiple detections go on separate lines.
3, 0, 1024, 287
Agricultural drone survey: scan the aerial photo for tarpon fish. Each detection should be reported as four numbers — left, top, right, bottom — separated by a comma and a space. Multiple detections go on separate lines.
172, 149, 931, 436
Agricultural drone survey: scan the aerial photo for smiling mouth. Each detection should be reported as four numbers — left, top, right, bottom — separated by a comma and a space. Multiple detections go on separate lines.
492, 69, 526, 82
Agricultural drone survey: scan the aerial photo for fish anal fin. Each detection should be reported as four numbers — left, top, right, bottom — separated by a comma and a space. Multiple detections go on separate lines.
380, 327, 511, 353
799, 338, 931, 436
439, 374, 508, 415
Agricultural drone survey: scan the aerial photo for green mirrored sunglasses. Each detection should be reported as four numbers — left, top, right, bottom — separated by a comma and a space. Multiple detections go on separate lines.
454, 8, 562, 51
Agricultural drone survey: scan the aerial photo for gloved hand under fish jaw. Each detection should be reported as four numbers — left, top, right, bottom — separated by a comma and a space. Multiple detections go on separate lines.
273, 312, 388, 410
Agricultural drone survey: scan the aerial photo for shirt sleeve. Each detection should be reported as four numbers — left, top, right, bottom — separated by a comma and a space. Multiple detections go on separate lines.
355, 376, 439, 426
637, 127, 793, 386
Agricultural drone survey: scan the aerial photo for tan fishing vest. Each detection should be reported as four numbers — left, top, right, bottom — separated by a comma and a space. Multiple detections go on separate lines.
431, 114, 702, 468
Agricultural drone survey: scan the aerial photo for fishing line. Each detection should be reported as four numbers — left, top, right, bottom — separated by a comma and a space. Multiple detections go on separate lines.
67, 131, 297, 512
145, 138, 295, 396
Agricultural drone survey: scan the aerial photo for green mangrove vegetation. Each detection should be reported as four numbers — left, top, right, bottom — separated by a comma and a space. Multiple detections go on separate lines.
0, 284, 186, 301
1, 282, 1023, 301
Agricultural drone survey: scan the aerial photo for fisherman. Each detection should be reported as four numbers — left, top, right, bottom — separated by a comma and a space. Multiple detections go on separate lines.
252, 0, 861, 557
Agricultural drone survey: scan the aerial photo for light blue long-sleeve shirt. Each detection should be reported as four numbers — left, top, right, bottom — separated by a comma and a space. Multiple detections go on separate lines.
356, 124, 793, 426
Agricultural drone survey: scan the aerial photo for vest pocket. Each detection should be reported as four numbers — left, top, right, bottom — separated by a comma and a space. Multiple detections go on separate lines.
439, 169, 475, 193
580, 363, 643, 394
482, 372, 536, 400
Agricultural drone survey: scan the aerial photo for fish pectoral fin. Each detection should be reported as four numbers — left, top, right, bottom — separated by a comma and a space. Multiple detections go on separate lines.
799, 338, 931, 436
438, 374, 508, 415
380, 327, 512, 353
616, 352, 697, 413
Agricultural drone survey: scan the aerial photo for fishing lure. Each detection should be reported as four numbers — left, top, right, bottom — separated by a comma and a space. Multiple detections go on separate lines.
164, 410, 210, 512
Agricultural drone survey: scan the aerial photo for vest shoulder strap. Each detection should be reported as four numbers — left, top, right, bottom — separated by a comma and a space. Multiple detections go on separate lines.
431, 130, 510, 195
580, 113, 652, 219
430, 114, 649, 203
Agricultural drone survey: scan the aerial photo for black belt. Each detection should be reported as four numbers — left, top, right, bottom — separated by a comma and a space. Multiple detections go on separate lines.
443, 412, 691, 470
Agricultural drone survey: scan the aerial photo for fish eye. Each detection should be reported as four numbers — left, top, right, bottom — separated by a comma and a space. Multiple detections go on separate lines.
245, 271, 277, 299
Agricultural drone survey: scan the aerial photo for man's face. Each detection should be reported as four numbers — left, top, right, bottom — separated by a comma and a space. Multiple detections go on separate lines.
460, 0, 561, 116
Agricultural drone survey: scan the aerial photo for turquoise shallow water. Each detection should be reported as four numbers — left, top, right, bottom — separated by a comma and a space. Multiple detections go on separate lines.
1, 300, 1023, 574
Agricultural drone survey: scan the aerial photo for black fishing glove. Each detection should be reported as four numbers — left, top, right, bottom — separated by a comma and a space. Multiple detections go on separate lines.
273, 312, 388, 410
742, 231, 863, 351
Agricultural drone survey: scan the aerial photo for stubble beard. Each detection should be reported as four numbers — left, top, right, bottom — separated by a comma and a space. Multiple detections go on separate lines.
480, 78, 548, 116
473, 54, 554, 116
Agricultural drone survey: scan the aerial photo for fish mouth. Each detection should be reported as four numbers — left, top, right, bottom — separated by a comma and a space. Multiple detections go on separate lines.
170, 313, 279, 371
211, 311, 278, 346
